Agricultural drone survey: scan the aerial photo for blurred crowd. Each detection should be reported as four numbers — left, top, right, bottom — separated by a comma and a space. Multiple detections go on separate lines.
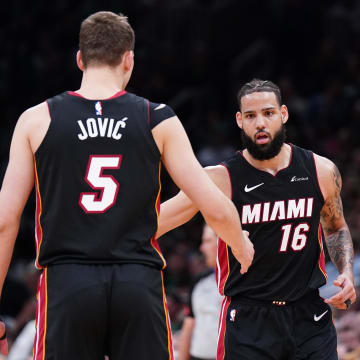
1, 0, 360, 359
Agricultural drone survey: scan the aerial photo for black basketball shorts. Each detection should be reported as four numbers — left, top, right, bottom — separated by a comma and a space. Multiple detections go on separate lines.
217, 291, 337, 360
33, 263, 174, 360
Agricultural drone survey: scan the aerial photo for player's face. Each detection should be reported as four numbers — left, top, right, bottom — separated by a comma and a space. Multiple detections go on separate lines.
200, 225, 217, 268
236, 92, 289, 160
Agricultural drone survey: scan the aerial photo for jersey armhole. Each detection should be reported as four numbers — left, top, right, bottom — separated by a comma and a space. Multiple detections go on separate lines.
311, 153, 325, 204
219, 163, 233, 200
34, 100, 53, 157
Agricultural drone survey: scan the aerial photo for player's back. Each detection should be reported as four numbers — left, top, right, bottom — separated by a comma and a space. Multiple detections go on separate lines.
34, 90, 172, 269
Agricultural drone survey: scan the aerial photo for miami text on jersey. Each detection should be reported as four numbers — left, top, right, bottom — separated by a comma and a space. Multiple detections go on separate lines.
77, 117, 128, 141
241, 197, 314, 224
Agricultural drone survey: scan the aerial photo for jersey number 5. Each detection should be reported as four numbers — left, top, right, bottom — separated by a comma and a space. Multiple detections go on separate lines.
79, 155, 122, 213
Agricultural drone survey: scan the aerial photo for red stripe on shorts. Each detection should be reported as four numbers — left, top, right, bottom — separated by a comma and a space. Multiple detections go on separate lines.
217, 296, 231, 360
33, 268, 48, 360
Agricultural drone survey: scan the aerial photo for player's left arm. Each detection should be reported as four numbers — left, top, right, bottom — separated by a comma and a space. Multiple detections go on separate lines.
315, 154, 356, 309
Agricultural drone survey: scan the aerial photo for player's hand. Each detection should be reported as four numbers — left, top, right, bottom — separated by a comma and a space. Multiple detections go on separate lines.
324, 272, 356, 310
0, 320, 8, 356
231, 231, 254, 274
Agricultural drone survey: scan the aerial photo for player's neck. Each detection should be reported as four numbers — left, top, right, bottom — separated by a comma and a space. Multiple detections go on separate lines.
243, 143, 291, 176
76, 66, 127, 100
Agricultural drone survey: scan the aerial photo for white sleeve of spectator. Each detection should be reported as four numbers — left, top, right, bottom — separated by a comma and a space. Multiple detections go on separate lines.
7, 320, 35, 360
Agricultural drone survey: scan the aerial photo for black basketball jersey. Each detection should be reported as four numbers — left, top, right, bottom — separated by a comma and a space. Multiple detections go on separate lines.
34, 90, 175, 269
217, 144, 327, 301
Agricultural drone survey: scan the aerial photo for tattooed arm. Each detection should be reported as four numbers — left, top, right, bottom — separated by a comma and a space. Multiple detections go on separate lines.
315, 154, 356, 309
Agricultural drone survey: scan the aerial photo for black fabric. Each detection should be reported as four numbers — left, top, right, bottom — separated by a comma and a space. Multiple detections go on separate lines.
219, 144, 327, 301
44, 263, 171, 360
35, 91, 173, 269
147, 101, 176, 129
223, 294, 337, 360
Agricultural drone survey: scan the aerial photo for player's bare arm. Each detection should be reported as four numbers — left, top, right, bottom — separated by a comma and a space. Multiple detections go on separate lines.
152, 117, 254, 273
0, 105, 47, 354
156, 165, 231, 238
315, 154, 356, 309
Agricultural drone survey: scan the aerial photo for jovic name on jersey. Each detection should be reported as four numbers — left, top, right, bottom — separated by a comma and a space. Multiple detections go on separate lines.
34, 91, 175, 269
217, 145, 327, 302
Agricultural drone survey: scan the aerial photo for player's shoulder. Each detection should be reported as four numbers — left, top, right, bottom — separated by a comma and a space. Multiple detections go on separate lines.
121, 91, 144, 104
313, 152, 337, 177
126, 92, 172, 110
140, 96, 177, 129
290, 144, 335, 176
19, 101, 49, 128
313, 152, 341, 198
127, 92, 175, 113
147, 100, 175, 115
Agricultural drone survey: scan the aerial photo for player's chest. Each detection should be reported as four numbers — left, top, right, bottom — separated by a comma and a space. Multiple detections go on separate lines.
232, 171, 322, 226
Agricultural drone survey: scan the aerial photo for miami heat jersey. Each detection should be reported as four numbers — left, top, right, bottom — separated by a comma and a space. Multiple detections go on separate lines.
34, 91, 174, 269
218, 145, 327, 301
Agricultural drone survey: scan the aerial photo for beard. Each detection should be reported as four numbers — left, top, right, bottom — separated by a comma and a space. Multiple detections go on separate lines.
241, 124, 286, 160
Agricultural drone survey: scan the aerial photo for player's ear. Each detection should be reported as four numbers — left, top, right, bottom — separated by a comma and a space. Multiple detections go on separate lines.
76, 51, 85, 71
280, 105, 289, 124
123, 51, 134, 72
236, 111, 243, 129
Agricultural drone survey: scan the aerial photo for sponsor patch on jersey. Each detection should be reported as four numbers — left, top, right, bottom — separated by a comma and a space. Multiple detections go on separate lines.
229, 309, 237, 322
291, 176, 309, 182
95, 101, 103, 115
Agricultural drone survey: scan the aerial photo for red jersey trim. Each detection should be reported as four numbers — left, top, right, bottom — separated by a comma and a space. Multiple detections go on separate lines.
219, 163, 233, 200
150, 162, 167, 269
317, 224, 328, 282
67, 90, 127, 100
216, 238, 230, 296
217, 296, 231, 360
161, 271, 174, 360
312, 152, 325, 203
33, 268, 48, 360
147, 100, 151, 125
34, 159, 44, 270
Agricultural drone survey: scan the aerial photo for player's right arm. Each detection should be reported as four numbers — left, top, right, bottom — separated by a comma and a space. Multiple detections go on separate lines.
0, 107, 40, 355
152, 116, 254, 273
315, 154, 356, 309
156, 165, 231, 238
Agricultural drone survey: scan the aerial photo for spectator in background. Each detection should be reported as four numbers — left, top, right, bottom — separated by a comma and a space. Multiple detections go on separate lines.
178, 224, 222, 360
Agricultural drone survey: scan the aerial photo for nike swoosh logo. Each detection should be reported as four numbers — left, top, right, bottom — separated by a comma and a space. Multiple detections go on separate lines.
314, 310, 328, 321
244, 183, 264, 192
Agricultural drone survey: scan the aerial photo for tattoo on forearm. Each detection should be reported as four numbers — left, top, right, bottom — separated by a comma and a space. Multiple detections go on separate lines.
321, 163, 354, 274
325, 228, 354, 274
321, 164, 343, 234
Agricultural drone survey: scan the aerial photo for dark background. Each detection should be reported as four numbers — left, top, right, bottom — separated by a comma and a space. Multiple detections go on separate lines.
1, 0, 359, 261
0, 0, 359, 354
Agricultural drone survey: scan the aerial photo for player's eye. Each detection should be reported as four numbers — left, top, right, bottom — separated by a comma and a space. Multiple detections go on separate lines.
245, 113, 255, 119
